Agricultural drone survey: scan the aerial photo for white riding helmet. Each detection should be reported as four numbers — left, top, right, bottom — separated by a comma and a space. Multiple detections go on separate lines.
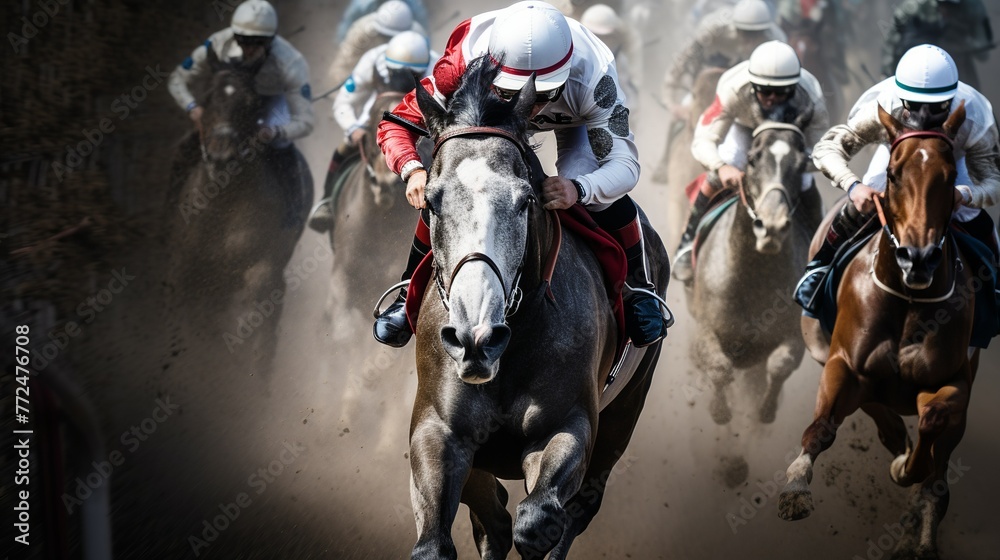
732, 0, 773, 31
894, 44, 959, 103
748, 41, 801, 87
489, 1, 573, 93
231, 0, 278, 37
385, 31, 431, 73
373, 0, 414, 36
581, 4, 621, 36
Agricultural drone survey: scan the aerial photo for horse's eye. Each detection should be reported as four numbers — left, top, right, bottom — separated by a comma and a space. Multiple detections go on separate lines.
519, 195, 535, 213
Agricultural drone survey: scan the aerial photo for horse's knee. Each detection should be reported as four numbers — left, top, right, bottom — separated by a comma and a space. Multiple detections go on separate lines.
917, 402, 951, 438
767, 345, 801, 378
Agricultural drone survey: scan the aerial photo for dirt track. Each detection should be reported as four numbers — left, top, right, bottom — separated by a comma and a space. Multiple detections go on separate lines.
37, 1, 1000, 559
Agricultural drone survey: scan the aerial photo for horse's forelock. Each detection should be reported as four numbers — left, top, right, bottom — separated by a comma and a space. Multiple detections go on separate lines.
446, 55, 529, 141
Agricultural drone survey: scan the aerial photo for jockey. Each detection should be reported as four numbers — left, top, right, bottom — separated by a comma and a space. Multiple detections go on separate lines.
794, 44, 1000, 314
672, 40, 829, 282
883, 0, 993, 89
168, 0, 314, 222
329, 0, 428, 91
373, 0, 667, 349
580, 4, 643, 126
660, 0, 785, 122
308, 31, 437, 233
336, 0, 430, 43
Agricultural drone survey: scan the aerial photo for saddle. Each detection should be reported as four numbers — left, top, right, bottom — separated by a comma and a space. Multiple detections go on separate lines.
815, 220, 1000, 348
323, 150, 362, 232
683, 172, 739, 275
403, 205, 629, 355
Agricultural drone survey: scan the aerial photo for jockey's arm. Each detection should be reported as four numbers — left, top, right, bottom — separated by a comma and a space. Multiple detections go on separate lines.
333, 48, 379, 135
329, 18, 378, 90
961, 122, 1000, 208
690, 95, 734, 172
168, 39, 212, 113
378, 20, 470, 178
278, 54, 315, 142
812, 88, 888, 191
802, 79, 831, 173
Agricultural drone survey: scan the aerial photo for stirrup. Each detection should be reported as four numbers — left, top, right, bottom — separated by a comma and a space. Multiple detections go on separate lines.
624, 283, 675, 330
372, 280, 410, 319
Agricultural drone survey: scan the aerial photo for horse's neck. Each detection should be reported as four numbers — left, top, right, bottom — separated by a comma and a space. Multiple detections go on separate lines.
727, 204, 757, 262
522, 209, 555, 294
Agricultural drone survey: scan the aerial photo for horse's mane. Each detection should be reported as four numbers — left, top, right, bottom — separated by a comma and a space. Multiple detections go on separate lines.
447, 55, 531, 144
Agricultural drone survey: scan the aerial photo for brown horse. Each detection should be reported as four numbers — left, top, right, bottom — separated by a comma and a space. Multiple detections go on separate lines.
780, 103, 976, 560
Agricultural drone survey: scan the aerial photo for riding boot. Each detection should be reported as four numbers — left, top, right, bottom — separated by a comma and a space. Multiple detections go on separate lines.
671, 191, 711, 283
308, 143, 353, 233
794, 202, 871, 314
373, 208, 431, 347
594, 197, 668, 348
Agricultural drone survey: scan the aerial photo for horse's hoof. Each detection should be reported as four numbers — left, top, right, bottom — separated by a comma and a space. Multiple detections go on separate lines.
758, 401, 778, 424
714, 455, 749, 489
890, 454, 911, 486
777, 490, 814, 521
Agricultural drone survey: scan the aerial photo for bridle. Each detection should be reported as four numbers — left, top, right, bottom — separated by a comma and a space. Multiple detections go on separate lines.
869, 130, 960, 303
430, 125, 533, 320
739, 122, 806, 224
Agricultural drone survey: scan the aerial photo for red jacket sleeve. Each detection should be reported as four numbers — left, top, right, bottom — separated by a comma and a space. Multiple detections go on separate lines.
377, 19, 472, 175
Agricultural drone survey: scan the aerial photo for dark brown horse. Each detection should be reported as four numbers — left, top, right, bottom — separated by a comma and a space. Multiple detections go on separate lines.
406, 56, 667, 560
165, 47, 310, 370
780, 103, 976, 559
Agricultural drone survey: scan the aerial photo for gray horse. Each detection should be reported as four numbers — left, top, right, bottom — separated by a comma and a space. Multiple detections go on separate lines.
687, 116, 822, 426
406, 56, 667, 559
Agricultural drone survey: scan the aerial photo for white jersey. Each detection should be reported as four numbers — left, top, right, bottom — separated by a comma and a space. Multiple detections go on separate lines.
168, 27, 315, 142
813, 77, 1000, 209
332, 44, 438, 136
456, 10, 638, 206
691, 60, 829, 172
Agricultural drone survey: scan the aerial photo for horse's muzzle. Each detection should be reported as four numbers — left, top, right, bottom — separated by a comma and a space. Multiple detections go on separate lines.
895, 244, 943, 289
440, 323, 511, 384
753, 217, 790, 254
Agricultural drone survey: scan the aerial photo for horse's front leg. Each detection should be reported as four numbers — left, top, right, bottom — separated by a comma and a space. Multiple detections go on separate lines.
693, 330, 735, 425
891, 374, 971, 560
778, 356, 862, 520
758, 337, 806, 424
409, 418, 475, 560
514, 408, 593, 560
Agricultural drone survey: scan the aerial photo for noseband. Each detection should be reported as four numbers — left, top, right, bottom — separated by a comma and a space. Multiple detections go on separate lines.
740, 122, 806, 223
431, 125, 532, 320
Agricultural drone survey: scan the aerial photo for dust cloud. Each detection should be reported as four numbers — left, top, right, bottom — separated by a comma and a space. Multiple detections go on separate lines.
15, 1, 1000, 559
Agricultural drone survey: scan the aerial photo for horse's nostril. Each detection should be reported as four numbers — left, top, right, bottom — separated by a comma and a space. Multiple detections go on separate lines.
478, 324, 511, 364
895, 246, 914, 264
753, 219, 766, 237
927, 247, 943, 269
779, 220, 791, 233
440, 325, 465, 363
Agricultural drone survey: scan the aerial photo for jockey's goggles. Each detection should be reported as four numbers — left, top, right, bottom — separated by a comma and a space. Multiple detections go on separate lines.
234, 34, 273, 47
493, 84, 563, 104
751, 84, 796, 98
902, 99, 951, 116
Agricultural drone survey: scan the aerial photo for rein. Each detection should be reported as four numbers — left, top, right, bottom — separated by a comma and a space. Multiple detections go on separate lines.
869, 130, 959, 303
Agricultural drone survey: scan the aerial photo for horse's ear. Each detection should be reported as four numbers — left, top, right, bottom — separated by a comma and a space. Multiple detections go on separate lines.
878, 103, 904, 141
943, 100, 966, 138
415, 81, 447, 136
511, 74, 537, 121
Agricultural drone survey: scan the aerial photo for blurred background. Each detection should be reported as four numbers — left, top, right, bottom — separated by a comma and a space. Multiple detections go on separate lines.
2, 0, 999, 558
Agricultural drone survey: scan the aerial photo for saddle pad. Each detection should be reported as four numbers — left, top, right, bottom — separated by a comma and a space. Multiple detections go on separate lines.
405, 204, 628, 356
816, 224, 999, 348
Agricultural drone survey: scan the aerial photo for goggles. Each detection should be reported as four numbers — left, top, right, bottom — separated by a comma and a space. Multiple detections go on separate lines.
901, 99, 952, 115
494, 84, 563, 104
752, 84, 796, 98
234, 34, 272, 47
